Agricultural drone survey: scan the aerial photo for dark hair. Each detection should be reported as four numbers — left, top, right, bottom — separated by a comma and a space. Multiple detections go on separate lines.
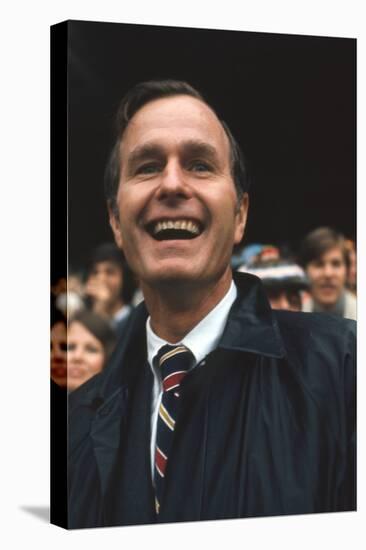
299, 227, 350, 270
69, 309, 117, 362
87, 242, 137, 304
104, 79, 249, 217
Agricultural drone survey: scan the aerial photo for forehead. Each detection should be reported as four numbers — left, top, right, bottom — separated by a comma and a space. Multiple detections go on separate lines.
92, 261, 122, 272
315, 246, 345, 263
120, 95, 230, 160
323, 247, 345, 260
51, 322, 66, 337
69, 321, 95, 339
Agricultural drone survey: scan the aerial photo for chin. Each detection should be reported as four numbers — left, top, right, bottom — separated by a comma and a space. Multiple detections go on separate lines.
318, 296, 338, 308
145, 267, 204, 288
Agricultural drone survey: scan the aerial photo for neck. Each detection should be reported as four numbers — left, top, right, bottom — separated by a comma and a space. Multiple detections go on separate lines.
143, 271, 233, 343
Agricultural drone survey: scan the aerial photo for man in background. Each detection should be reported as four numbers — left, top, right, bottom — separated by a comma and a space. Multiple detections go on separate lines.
85, 242, 136, 333
299, 227, 356, 320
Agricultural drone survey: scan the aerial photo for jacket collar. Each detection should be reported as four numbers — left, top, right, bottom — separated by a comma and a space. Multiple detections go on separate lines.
218, 272, 286, 358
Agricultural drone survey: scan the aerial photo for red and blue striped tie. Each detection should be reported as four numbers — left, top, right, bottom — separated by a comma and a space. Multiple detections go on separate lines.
154, 344, 193, 515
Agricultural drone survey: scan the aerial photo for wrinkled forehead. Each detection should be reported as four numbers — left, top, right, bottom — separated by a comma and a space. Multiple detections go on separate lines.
119, 95, 231, 162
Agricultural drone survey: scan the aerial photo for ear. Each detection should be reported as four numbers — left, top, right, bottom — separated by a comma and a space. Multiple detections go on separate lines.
108, 204, 124, 249
234, 193, 249, 245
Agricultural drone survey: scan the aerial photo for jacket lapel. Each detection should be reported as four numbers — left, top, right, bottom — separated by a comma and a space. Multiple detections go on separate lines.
86, 303, 150, 503
90, 386, 129, 498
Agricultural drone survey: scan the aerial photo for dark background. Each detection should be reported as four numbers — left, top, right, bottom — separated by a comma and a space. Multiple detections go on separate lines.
67, 20, 356, 269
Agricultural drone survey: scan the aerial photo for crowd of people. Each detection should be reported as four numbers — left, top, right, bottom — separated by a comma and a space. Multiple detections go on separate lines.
51, 242, 139, 391
236, 227, 356, 318
51, 227, 356, 393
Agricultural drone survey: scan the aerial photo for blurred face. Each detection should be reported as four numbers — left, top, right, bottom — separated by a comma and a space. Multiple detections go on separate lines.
109, 95, 248, 293
88, 261, 123, 304
51, 322, 67, 388
67, 321, 105, 391
267, 289, 302, 311
306, 247, 347, 308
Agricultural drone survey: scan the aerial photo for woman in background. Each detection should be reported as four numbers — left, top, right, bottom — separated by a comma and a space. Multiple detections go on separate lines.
67, 310, 117, 391
51, 305, 68, 389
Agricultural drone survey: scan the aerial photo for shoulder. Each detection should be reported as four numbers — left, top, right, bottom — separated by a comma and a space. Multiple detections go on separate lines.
69, 301, 148, 412
273, 309, 355, 347
272, 309, 355, 379
272, 310, 355, 403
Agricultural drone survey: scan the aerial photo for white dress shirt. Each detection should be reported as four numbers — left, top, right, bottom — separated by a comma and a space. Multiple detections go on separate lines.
146, 280, 237, 480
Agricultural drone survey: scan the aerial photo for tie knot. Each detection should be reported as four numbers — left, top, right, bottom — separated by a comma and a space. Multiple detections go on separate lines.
155, 344, 193, 393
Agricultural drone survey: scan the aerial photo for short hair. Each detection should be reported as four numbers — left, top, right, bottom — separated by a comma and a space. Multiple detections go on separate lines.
104, 79, 250, 217
299, 227, 350, 269
87, 242, 137, 304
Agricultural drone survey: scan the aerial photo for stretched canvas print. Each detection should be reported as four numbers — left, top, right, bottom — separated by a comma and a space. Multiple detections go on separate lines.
51, 20, 356, 529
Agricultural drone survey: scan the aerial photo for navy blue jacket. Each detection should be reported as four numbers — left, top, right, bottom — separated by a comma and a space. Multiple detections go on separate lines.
68, 273, 356, 529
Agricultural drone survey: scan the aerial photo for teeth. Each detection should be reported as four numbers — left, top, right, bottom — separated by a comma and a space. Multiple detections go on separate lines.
153, 220, 200, 235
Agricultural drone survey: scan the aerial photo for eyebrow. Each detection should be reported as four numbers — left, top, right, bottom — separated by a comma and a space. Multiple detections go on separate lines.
125, 140, 221, 173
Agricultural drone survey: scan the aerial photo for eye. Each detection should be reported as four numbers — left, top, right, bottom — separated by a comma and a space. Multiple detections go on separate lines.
189, 160, 212, 172
136, 163, 161, 175
85, 345, 101, 354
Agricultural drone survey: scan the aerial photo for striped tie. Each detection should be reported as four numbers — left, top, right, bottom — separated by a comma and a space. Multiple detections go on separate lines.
154, 344, 193, 515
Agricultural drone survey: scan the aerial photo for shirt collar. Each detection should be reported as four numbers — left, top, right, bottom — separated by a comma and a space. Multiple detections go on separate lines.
146, 280, 237, 368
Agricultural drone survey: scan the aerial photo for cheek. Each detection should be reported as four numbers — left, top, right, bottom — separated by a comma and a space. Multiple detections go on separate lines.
89, 352, 105, 371
307, 268, 321, 284
108, 276, 122, 291
335, 269, 347, 286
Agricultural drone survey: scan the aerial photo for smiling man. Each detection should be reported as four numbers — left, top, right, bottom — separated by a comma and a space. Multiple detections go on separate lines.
108, 90, 247, 342
68, 80, 356, 528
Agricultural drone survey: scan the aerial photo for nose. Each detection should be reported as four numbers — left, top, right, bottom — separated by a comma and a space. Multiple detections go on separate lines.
52, 345, 66, 363
155, 160, 192, 201
68, 345, 83, 363
323, 263, 334, 277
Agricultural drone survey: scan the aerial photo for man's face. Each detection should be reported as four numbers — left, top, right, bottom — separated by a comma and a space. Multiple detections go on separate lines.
109, 95, 248, 291
306, 247, 347, 308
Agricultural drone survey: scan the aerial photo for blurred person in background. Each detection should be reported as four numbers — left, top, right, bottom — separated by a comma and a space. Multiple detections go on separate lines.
231, 243, 264, 270
51, 304, 68, 389
67, 309, 117, 392
84, 242, 137, 334
299, 227, 356, 320
239, 245, 308, 311
55, 267, 85, 319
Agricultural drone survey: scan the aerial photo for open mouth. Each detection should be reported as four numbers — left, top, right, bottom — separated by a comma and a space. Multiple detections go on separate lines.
146, 219, 203, 241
